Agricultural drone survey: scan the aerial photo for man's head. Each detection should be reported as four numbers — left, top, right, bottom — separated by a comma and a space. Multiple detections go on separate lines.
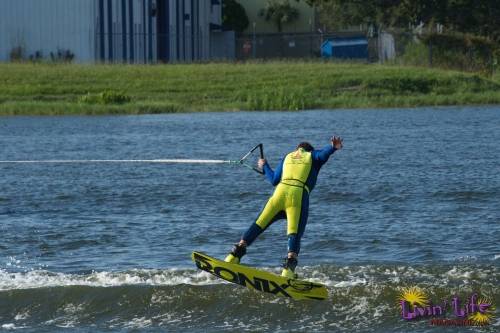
296, 142, 314, 152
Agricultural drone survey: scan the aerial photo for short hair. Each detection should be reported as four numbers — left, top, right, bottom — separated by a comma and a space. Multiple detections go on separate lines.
297, 142, 314, 152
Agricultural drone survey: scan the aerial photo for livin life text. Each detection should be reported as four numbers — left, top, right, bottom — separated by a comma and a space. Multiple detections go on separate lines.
400, 293, 491, 320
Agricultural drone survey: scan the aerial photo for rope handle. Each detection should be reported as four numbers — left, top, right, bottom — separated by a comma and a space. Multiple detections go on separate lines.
238, 143, 265, 175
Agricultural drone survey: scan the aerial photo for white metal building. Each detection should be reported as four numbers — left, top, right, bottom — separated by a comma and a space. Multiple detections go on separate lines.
0, 0, 223, 63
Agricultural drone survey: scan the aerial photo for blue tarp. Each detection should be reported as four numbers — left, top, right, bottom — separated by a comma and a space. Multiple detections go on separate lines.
321, 37, 368, 59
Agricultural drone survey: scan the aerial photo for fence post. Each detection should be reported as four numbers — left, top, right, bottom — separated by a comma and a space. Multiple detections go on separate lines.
310, 33, 313, 57
252, 22, 257, 59
488, 47, 494, 77
428, 41, 433, 67
377, 32, 381, 63
467, 46, 473, 71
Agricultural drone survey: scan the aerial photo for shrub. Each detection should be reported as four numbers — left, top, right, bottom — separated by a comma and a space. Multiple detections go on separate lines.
422, 33, 497, 74
400, 42, 429, 67
246, 88, 313, 110
50, 49, 75, 63
28, 51, 43, 62
79, 90, 131, 104
9, 47, 24, 62
364, 76, 438, 94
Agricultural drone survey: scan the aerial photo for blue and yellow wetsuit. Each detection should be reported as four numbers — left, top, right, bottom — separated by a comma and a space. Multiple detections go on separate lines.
242, 144, 337, 254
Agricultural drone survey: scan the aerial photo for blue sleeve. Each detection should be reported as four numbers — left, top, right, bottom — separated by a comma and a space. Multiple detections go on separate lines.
263, 159, 283, 186
312, 144, 336, 166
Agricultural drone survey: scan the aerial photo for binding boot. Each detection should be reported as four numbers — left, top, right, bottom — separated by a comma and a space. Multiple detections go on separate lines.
224, 243, 247, 264
281, 256, 298, 279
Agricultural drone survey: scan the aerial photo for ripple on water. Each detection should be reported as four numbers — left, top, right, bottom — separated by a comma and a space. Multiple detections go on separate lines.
0, 107, 499, 331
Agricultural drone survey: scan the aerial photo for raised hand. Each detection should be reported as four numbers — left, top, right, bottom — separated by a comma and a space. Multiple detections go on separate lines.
331, 136, 343, 150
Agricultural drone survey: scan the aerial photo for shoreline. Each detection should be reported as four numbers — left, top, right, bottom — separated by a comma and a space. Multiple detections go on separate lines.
1, 104, 499, 118
1, 62, 499, 116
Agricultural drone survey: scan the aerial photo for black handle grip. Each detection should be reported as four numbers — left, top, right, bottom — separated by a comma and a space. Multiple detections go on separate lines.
253, 167, 264, 175
239, 144, 265, 175
254, 144, 264, 174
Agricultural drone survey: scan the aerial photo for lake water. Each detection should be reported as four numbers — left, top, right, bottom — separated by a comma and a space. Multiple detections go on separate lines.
0, 106, 499, 332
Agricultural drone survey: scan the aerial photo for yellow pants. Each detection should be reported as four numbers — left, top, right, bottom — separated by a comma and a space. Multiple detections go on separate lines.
242, 182, 309, 254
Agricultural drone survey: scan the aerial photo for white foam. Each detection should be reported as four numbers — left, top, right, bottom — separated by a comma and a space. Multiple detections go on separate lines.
0, 268, 221, 291
1, 324, 27, 330
349, 296, 370, 315
445, 266, 472, 279
121, 317, 152, 329
1, 324, 15, 330
332, 278, 367, 288
14, 311, 30, 321
2, 264, 495, 291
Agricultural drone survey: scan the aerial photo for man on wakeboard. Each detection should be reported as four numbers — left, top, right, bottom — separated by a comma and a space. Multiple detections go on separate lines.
225, 136, 343, 279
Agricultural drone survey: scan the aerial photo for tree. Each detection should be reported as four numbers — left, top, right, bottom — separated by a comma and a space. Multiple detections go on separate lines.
306, 0, 500, 42
222, 0, 249, 33
446, 0, 500, 41
259, 0, 300, 32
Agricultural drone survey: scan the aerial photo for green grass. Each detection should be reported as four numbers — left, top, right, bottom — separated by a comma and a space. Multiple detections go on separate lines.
0, 62, 499, 115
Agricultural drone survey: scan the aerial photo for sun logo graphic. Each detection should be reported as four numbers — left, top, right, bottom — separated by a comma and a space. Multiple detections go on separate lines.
398, 286, 437, 320
397, 286, 495, 326
466, 296, 495, 325
398, 286, 429, 308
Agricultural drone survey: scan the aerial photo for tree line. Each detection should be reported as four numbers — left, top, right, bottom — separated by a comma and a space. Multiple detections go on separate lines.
224, 0, 499, 42
307, 0, 499, 42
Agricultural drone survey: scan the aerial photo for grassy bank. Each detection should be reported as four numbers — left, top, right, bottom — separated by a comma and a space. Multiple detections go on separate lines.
0, 62, 499, 115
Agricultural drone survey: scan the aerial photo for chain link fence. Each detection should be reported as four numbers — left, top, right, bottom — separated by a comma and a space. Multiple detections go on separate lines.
388, 29, 497, 75
236, 32, 376, 60
235, 30, 498, 75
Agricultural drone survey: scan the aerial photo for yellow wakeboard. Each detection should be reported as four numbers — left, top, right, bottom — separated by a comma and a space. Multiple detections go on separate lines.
191, 251, 328, 300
